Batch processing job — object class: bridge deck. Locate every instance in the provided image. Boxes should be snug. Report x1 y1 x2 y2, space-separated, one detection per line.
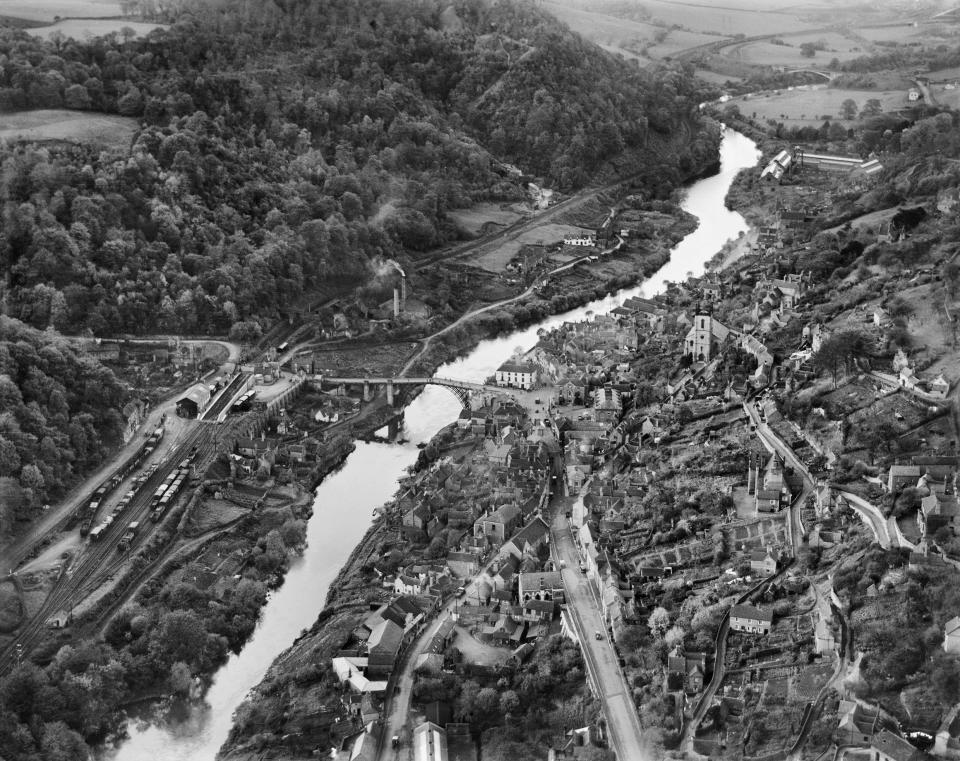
321 376 495 393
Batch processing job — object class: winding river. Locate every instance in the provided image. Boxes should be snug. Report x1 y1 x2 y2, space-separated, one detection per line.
108 127 760 761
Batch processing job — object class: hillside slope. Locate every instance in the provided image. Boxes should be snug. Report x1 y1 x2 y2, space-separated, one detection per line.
0 0 717 339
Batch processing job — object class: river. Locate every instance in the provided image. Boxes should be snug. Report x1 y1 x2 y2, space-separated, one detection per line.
108 126 759 761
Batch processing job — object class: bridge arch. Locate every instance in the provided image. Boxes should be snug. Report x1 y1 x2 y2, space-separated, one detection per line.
319 375 492 408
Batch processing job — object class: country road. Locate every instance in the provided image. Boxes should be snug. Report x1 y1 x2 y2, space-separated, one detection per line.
551 512 653 761
398 236 624 377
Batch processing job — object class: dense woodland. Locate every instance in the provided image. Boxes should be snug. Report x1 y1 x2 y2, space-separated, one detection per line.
0 317 127 530
0 0 717 341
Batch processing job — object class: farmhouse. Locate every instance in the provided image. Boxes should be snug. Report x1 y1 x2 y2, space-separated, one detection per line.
729 604 773 635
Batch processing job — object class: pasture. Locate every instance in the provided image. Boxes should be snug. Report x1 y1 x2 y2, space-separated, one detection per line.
857 24 929 43
0 0 122 22
543 1 720 60
728 87 913 128
0 110 138 151
26 18 166 40
447 203 526 237
633 0 818 37
730 32 866 67
470 222 584 272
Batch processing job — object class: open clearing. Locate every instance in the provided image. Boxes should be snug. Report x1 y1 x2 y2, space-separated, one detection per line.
0 110 138 151
728 87 912 127
26 18 166 40
0 0 122 22
447 203 526 237
471 222 584 272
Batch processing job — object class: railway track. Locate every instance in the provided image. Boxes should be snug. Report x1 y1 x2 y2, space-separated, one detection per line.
201 372 250 422
0 426 215 674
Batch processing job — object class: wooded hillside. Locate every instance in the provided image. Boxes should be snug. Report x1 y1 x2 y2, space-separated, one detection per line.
0 0 717 338
0 317 127 531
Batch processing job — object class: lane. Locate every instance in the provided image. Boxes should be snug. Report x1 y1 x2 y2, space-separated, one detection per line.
551 512 652 761
743 401 810 552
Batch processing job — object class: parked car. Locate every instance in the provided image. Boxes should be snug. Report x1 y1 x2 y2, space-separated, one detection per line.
455 586 466 597
595 630 602 640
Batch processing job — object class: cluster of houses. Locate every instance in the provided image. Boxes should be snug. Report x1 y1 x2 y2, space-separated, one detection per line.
886 460 960 542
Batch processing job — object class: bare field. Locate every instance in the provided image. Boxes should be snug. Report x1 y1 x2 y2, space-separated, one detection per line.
26 18 166 40
0 0 121 22
472 223 585 272
729 87 911 127
447 203 525 236
0 110 138 150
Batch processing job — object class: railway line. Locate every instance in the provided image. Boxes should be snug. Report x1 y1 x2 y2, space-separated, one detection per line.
0 425 216 674
201 371 250 422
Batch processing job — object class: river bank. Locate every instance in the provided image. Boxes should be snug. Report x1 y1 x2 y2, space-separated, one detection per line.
106 127 760 761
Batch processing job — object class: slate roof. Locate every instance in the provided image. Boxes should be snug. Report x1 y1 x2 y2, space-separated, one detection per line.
730 604 772 623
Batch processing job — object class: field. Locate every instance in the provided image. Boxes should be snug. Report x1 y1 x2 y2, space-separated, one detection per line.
857 24 929 43
0 109 138 150
632 0 819 37
471 222 586 272
728 87 912 127
730 32 866 66
26 18 166 40
447 203 526 237
0 0 122 22
542 1 719 60
931 84 960 110
696 68 743 85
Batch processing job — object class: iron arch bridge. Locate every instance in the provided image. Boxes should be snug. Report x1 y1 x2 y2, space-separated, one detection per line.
319 376 496 407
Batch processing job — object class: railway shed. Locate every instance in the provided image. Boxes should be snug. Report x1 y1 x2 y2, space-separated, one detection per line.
177 384 211 418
